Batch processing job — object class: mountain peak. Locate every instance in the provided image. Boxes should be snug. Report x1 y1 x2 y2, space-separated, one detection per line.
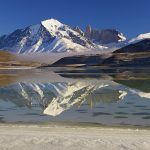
41 18 63 28
84 26 126 44
135 32 150 40
129 32 150 44
41 18 63 35
85 24 92 38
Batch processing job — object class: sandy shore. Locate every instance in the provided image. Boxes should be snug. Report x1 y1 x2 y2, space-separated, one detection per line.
0 124 150 150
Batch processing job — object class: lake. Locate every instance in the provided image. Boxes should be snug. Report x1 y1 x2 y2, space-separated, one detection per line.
0 68 150 127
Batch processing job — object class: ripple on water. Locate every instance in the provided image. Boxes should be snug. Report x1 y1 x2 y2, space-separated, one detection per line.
93 112 112 116
142 116 150 119
134 105 147 108
132 112 150 116
114 116 128 119
115 112 128 115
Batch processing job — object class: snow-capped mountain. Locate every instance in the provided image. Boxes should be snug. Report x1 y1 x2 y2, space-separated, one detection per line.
113 32 150 50
128 32 150 44
0 18 150 55
0 18 128 54
0 19 95 54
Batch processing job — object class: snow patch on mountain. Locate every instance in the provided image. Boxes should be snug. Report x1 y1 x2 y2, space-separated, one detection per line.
129 32 150 44
41 19 62 36
118 33 126 41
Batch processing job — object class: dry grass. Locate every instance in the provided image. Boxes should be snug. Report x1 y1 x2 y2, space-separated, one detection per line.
0 74 16 86
0 51 43 68
114 52 150 60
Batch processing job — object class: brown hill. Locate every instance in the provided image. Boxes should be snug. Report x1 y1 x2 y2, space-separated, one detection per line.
0 51 16 62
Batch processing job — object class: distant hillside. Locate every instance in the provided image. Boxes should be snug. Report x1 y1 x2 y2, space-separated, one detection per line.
114 39 150 53
0 51 42 68
0 51 15 62
48 55 105 67
102 52 150 67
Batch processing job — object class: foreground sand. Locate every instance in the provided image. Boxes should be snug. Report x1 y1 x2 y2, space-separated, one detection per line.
0 124 150 150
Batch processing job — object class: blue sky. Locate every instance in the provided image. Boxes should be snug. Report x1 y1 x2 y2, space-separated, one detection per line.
0 0 150 38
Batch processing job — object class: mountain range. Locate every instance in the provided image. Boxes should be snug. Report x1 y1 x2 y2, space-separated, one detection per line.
0 18 150 54
0 18 150 67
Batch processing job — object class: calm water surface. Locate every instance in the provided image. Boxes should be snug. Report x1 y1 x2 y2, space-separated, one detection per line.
0 68 150 127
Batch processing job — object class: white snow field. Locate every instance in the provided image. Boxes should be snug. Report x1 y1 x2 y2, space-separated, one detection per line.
0 124 149 150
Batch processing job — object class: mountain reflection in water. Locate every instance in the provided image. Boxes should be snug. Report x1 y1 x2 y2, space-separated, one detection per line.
0 69 149 127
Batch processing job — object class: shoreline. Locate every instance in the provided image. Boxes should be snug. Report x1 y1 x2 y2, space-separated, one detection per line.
0 123 150 150
0 121 150 130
